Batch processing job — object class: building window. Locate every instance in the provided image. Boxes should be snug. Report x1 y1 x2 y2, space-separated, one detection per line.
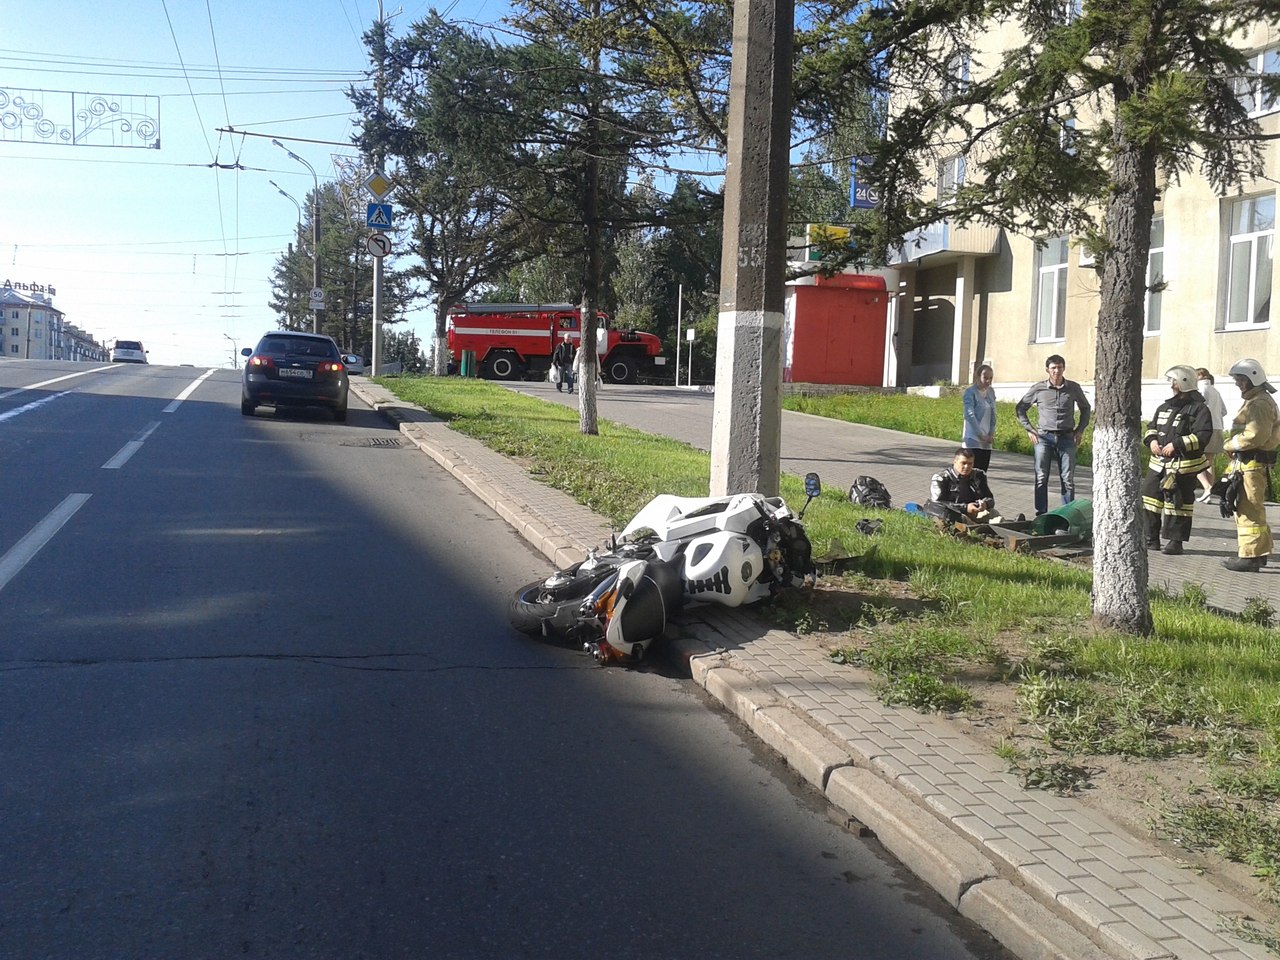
1034 235 1069 341
1235 47 1280 117
1226 194 1274 328
1060 117 1078 156
1145 218 1164 335
937 155 965 203
9 345 16 354
942 50 970 99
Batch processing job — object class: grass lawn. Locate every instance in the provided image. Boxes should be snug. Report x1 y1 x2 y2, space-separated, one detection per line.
380 374 1280 912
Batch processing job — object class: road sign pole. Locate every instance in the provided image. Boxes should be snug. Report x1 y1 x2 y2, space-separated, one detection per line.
372 255 384 376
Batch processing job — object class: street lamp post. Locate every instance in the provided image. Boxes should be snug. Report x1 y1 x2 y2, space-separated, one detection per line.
223 333 240 369
271 140 321 334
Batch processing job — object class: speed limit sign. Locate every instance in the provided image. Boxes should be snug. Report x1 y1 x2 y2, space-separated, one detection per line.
366 232 392 258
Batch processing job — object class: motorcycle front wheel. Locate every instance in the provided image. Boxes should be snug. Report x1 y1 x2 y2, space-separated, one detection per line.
507 571 608 636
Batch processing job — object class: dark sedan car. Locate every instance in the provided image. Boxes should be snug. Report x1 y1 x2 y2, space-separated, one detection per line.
241 331 349 421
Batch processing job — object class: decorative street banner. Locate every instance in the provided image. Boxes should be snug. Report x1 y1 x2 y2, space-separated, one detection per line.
0 87 160 148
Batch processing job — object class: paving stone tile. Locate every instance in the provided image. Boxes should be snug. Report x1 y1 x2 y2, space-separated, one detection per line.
1071 857 1141 892
1017 862 1082 902
1092 919 1178 960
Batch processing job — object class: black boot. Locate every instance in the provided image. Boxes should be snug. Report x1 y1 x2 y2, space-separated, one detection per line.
1161 540 1183 555
1223 556 1266 572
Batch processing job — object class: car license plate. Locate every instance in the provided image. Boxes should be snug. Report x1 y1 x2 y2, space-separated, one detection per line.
278 368 313 379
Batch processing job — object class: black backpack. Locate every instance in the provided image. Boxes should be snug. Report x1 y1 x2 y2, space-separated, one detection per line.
848 475 892 509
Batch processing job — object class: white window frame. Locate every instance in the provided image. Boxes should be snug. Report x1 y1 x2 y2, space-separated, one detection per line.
1225 194 1274 330
1060 117 1078 156
942 50 970 99
1144 217 1164 336
1235 46 1280 118
937 155 965 203
1033 235 1069 342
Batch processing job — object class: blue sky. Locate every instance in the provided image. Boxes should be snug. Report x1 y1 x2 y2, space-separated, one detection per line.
1 0 499 367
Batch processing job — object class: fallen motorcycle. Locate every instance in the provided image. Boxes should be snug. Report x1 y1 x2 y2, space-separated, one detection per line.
508 473 821 665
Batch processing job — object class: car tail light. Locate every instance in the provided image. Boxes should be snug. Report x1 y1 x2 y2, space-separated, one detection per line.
319 361 345 373
248 355 275 368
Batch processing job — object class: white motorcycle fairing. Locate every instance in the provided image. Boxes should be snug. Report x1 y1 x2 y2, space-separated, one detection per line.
680 531 769 606
621 492 792 545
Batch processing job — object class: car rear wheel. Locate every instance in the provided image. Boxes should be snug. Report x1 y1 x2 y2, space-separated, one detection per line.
241 399 256 416
332 401 348 422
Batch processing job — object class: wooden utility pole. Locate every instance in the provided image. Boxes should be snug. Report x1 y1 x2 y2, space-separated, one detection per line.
709 0 794 496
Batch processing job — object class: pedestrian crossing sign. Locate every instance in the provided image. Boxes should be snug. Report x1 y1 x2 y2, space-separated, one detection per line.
366 203 392 229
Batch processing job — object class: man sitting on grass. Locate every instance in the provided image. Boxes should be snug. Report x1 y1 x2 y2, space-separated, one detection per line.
929 447 997 521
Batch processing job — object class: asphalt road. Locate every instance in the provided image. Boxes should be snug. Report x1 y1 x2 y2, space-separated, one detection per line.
0 361 1010 959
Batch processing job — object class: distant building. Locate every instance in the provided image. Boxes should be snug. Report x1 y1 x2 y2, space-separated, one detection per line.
0 287 107 362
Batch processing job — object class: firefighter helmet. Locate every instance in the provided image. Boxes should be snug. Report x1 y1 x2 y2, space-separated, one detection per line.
1228 358 1276 393
1164 365 1197 393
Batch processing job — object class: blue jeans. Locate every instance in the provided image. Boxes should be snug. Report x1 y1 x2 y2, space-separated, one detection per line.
1033 431 1076 515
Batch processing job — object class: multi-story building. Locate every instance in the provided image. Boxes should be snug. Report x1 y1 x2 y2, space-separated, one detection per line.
879 19 1279 413
0 286 106 362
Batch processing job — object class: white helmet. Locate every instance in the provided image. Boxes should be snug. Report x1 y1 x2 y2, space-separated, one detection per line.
1229 357 1276 393
1164 364 1197 392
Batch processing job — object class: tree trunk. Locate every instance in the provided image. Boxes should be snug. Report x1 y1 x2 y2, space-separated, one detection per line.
1091 111 1156 634
433 302 450 376
577 0 602 437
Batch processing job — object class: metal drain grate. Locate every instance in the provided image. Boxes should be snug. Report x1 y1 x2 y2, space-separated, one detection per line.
340 437 403 448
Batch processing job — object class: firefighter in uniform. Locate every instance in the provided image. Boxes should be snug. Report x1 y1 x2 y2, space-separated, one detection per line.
1222 357 1280 572
1142 365 1212 555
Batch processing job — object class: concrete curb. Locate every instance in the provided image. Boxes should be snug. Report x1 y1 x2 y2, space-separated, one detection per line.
350 380 1277 960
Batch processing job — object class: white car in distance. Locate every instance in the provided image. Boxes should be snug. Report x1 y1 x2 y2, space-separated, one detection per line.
111 340 148 363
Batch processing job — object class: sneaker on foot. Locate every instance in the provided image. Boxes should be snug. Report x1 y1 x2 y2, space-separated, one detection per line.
1194 489 1213 503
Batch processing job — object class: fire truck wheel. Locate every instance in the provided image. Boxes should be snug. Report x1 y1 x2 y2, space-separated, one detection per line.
606 355 638 384
486 352 522 380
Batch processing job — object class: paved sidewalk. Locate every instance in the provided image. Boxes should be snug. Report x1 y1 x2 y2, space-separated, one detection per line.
351 379 1277 960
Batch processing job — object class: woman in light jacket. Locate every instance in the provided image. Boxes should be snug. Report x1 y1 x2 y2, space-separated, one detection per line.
961 364 997 472
1194 367 1228 502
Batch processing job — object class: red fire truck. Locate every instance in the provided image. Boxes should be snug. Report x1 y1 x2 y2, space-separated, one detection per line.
446 303 666 384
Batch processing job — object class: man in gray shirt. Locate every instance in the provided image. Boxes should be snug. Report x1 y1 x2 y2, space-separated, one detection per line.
1015 354 1092 516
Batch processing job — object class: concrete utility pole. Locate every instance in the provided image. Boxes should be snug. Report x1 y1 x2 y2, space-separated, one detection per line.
370 1 388 377
709 0 794 497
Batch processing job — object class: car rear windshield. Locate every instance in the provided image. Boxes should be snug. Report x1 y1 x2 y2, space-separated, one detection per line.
257 337 338 359
116 341 143 351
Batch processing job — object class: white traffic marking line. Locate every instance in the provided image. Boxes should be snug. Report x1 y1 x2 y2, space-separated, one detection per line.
0 389 75 423
163 368 217 413
0 364 120 400
0 494 92 594
102 421 162 470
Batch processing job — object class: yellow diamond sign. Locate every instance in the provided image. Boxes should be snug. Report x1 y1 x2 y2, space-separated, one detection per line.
364 170 395 201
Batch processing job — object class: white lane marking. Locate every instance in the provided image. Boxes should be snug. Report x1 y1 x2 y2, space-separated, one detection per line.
0 389 75 423
0 364 120 400
163 368 217 413
0 494 92 595
102 420 162 470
